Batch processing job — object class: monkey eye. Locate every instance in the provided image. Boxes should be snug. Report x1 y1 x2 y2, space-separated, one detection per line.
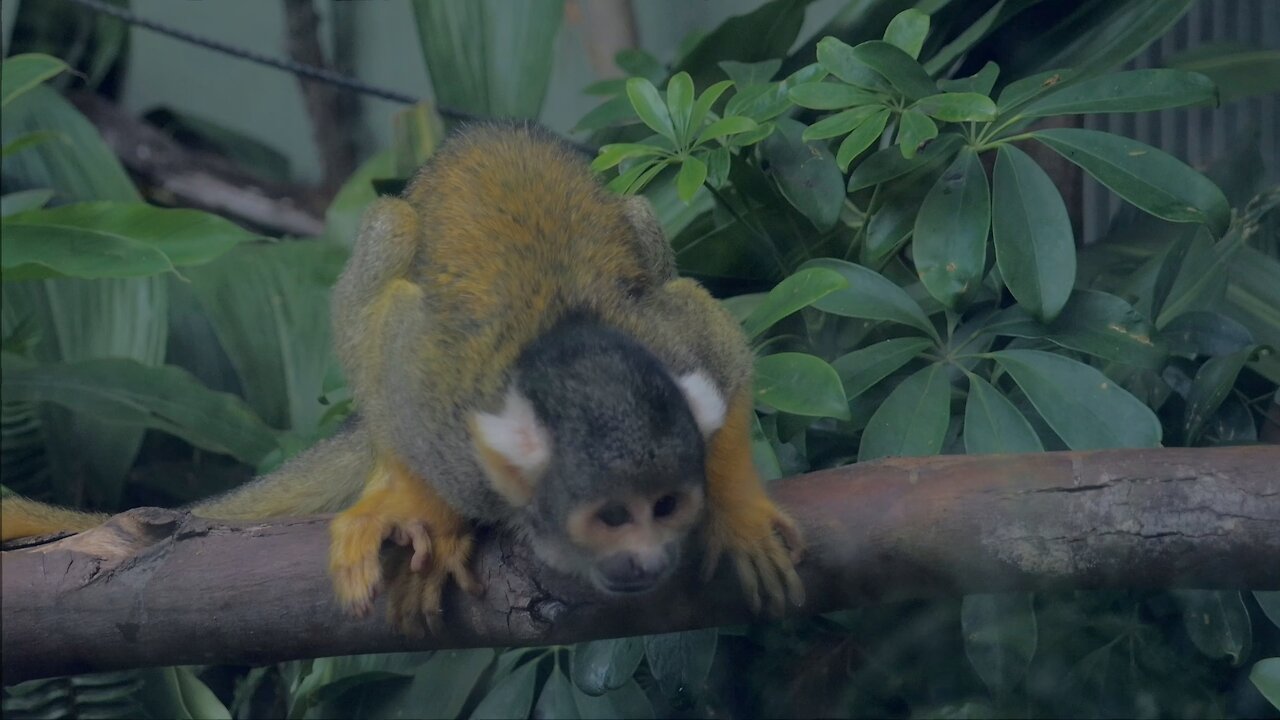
597 504 631 528
653 494 679 518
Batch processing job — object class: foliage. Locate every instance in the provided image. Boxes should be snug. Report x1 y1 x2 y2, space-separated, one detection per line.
3 1 1279 719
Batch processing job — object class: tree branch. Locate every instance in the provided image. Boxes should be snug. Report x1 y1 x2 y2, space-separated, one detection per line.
4 446 1277 684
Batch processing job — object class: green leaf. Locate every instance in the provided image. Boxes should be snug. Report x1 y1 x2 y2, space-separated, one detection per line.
0 188 53 217
858 362 951 461
964 374 1044 454
741 267 848 340
1 129 61 159
1045 290 1166 370
847 133 963 191
1 202 256 281
800 258 938 340
1027 0 1195 80
572 679 655 719
644 629 718 700
533 668 580 719
883 9 929 60
1256 592 1280 629
696 115 759 145
939 62 1000 96
1018 69 1217 117
1033 128 1230 237
996 69 1075 113
913 147 990 308
0 53 68 108
1173 590 1252 665
471 659 540 720
719 59 781 87
1161 311 1254 357
803 105 880 141
573 94 642 133
626 77 677 143
851 40 938 100
1252 659 1280 711
2 356 279 466
675 155 708 203
666 72 695 145
836 108 891 171
1169 43 1280 103
755 352 850 420
962 594 1038 698
571 638 645 697
897 108 937 159
1184 347 1254 444
759 118 844 232
411 0 562 118
688 79 734 137
788 81 883 110
992 145 1076 322
591 143 666 172
816 37 894 93
912 93 998 122
832 337 934 401
138 667 231 720
992 349 1162 449
671 0 809 89
1157 228 1241 329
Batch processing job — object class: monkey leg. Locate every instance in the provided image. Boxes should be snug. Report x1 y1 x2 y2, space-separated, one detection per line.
328 454 480 625
701 388 805 617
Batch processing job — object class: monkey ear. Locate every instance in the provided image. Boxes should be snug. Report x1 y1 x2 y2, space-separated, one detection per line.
470 388 551 506
677 371 727 438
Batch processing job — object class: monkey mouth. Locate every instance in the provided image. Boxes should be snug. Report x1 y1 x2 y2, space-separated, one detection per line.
598 578 661 594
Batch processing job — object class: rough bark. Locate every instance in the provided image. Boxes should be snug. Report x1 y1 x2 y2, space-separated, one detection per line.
3 446 1277 684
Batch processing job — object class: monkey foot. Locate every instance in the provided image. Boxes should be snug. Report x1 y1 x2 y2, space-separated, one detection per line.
387 529 483 636
701 497 805 617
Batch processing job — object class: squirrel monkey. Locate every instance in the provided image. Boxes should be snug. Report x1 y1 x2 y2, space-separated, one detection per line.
1 123 804 630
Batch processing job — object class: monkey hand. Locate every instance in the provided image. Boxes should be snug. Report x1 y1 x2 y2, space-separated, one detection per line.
701 494 805 617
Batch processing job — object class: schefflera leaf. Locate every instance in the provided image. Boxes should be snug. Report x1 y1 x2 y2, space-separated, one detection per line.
858 362 951 461
991 145 1076 322
913 147 990 308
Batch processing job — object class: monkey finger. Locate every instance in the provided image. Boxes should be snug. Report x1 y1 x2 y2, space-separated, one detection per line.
450 559 484 597
752 550 788 618
773 515 804 563
732 552 762 615
764 536 806 608
399 523 434 573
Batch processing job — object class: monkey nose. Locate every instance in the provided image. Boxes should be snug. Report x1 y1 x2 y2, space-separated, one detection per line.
597 552 669 593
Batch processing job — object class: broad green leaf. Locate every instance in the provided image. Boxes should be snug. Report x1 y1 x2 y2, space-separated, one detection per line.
2 202 256 281
759 118 844 232
0 53 67 108
1173 590 1252 665
1018 69 1216 117
719 59 781 87
671 0 809 89
666 72 695 145
591 143 666 172
755 353 850 420
1252 659 1280 711
858 362 951 461
1033 128 1230 237
1 129 61 158
323 149 395 247
626 77 677 143
644 629 718 700
138 667 231 720
286 653 424 717
1045 290 1166 369
897 108 937 158
471 659 540 720
727 63 827 123
676 155 708 203
992 349 1161 449
1026 0 1195 79
992 145 1076 322
572 679 655 719
356 649 495 720
962 594 1038 698
1256 591 1280 629
803 106 882 141
573 94 642 133
939 62 1000 96
1 356 279 466
847 133 963 191
913 148 990 308
696 115 758 144
816 37 894 93
912 93 997 122
832 336 934 400
883 9 929 60
751 412 783 482
800 258 939 340
851 40 938 100
1161 311 1254 358
571 638 645 696
741 267 848 340
1157 228 1240 328
688 79 734 136
788 81 883 110
390 102 446 178
836 108 891 171
1169 43 1280 102
964 374 1043 454
411 0 562 118
0 188 53 217
534 669 580 719
1184 347 1254 444
996 69 1075 112
863 166 944 262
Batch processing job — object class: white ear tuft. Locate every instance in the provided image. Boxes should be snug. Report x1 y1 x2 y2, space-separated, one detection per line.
472 389 551 478
677 371 727 438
